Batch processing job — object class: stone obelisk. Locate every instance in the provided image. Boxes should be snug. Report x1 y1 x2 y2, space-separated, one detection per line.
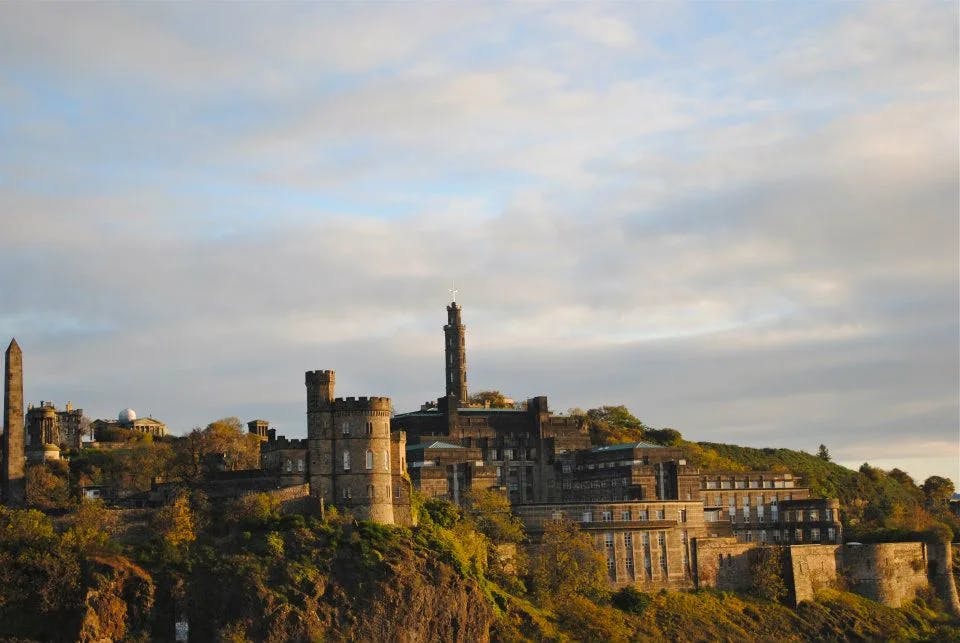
3 339 25 505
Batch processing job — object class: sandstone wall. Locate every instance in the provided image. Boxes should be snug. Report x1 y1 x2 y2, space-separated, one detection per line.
693 537 759 592
842 542 927 607
788 544 842 603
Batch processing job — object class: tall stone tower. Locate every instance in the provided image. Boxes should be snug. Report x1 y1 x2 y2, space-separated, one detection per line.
305 369 395 524
306 370 336 505
3 339 25 505
444 301 467 405
332 396 394 524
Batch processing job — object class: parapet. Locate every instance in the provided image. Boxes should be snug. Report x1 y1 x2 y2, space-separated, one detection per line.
305 369 336 384
333 396 392 412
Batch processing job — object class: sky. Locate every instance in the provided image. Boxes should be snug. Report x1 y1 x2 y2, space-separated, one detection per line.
1 2 957 484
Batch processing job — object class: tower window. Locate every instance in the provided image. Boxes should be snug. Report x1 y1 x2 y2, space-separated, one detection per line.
365 450 373 470
383 451 390 470
343 451 351 471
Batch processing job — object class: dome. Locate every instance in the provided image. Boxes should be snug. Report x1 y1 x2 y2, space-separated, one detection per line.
118 408 137 424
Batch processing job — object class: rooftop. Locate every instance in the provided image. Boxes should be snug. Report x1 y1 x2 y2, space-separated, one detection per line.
590 441 668 453
406 440 466 451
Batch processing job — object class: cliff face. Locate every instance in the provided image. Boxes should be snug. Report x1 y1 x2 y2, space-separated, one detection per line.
77 555 155 643
183 521 493 642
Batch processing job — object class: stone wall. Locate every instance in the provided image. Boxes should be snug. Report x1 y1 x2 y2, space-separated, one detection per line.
787 544 842 603
697 537 932 608
693 537 759 592
842 542 928 607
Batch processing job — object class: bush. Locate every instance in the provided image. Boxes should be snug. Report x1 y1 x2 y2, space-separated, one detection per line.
611 586 651 614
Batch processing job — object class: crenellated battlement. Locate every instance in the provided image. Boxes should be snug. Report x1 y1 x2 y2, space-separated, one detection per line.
333 396 392 412
305 369 335 383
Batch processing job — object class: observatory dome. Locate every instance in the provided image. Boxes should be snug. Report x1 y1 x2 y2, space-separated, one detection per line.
118 408 137 424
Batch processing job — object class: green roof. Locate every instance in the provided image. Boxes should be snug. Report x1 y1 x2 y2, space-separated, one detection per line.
590 441 666 452
406 440 465 451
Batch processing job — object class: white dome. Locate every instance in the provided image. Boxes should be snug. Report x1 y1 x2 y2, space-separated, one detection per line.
119 408 137 423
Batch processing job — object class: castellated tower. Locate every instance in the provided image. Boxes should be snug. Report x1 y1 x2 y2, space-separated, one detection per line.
3 339 25 505
444 302 467 405
306 370 395 524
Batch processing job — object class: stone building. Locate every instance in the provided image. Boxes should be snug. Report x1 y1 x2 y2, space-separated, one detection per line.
25 400 86 457
390 301 846 591
91 408 167 441
305 370 413 526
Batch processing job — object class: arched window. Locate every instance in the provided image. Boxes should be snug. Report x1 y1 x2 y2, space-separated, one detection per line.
297 459 304 472
365 450 373 470
343 451 351 471
367 484 374 499
383 451 389 471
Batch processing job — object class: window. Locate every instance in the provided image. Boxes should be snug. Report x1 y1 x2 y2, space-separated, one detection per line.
581 511 592 523
655 509 664 520
811 528 820 542
607 557 615 578
680 509 687 523
604 533 614 549
367 484 375 498
395 487 401 499
342 451 351 471
365 450 373 470
297 459 304 472
365 421 373 436
503 449 513 460
602 511 612 522
342 487 352 500
624 532 633 548
808 509 819 521
551 510 564 521
705 481 717 489
621 510 631 521
795 528 803 542
341 423 350 437
383 451 390 470
285 459 292 472
827 527 836 542
637 510 648 521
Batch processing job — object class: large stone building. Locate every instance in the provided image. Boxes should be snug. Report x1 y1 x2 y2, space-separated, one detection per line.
391 301 844 591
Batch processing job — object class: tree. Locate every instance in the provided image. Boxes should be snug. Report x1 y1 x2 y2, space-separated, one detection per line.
570 405 649 446
62 499 116 555
154 492 196 552
467 390 513 409
464 489 524 544
922 476 955 513
750 546 787 602
817 444 830 461
528 519 606 603
26 462 73 510
172 417 261 481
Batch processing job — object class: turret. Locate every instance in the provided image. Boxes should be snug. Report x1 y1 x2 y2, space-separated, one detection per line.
444 302 468 405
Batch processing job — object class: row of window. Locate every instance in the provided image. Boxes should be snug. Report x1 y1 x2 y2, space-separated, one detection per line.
736 527 837 543
340 483 394 500
340 421 379 437
601 530 689 581
704 479 795 490
553 507 689 523
342 450 390 471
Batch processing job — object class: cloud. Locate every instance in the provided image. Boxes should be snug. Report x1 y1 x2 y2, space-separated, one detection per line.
0 2 956 484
